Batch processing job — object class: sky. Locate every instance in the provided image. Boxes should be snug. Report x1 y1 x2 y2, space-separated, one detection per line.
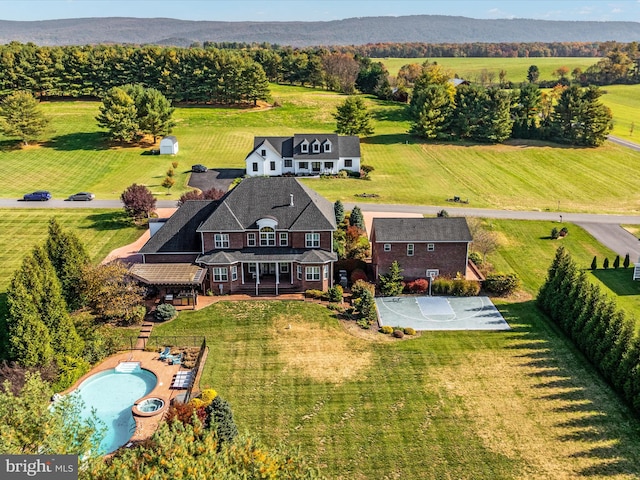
1 0 639 23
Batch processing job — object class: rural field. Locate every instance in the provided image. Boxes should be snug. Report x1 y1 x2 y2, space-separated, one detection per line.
379 56 601 84
2 81 640 213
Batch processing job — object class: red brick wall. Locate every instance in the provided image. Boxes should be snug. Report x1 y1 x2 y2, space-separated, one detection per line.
289 231 332 250
372 242 469 281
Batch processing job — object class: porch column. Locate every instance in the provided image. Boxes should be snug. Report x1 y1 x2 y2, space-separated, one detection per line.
291 262 294 284
241 263 245 285
275 262 280 296
255 262 260 296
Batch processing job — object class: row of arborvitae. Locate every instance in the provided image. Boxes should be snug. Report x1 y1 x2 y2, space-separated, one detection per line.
590 254 631 270
537 246 640 414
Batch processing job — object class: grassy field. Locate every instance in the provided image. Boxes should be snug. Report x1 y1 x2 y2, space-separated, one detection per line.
0 209 143 291
600 85 640 138
146 216 640 479
153 299 640 479
379 57 600 84
3 85 640 213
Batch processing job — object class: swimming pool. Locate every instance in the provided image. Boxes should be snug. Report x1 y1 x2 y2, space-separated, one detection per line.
74 366 157 454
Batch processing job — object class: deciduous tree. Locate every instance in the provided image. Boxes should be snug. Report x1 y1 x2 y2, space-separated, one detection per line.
121 183 156 221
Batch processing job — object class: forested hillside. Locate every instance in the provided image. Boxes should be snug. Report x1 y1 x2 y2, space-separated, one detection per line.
1 15 640 47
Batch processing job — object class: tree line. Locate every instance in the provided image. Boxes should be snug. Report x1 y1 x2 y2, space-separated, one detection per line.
408 62 613 146
0 42 270 105
537 247 640 415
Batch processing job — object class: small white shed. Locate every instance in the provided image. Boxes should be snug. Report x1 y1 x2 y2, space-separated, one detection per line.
160 136 179 155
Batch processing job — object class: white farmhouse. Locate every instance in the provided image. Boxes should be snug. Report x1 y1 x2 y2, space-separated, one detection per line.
245 134 361 177
160 135 179 155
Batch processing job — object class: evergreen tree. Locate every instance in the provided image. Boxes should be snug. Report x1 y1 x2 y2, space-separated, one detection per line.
0 90 50 146
379 261 404 296
591 256 597 270
613 255 621 269
137 87 175 143
603 257 610 269
527 65 540 83
45 218 90 311
206 396 239 446
409 83 453 140
96 86 139 142
349 206 365 230
334 199 345 224
512 83 541 139
483 87 513 143
624 253 631 269
333 96 374 136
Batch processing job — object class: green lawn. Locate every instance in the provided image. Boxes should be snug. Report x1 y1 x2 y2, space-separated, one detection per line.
3 86 640 213
600 84 640 138
153 299 640 479
0 209 142 291
379 57 600 84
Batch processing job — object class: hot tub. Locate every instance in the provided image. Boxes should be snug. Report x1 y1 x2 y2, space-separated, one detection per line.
133 397 166 417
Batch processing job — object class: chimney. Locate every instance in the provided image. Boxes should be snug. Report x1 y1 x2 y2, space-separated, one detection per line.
290 194 294 207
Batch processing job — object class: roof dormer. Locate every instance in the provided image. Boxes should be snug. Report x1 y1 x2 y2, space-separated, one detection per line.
312 139 321 153
300 139 309 153
323 139 332 153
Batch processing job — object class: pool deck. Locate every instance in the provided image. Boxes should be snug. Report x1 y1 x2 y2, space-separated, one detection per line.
65 348 204 446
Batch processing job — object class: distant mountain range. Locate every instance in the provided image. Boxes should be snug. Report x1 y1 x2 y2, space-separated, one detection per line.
1 15 639 47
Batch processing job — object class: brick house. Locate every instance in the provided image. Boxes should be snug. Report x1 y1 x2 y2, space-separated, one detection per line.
245 133 361 177
370 217 473 282
137 177 337 296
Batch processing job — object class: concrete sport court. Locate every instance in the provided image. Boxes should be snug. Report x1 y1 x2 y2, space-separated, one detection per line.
375 295 510 331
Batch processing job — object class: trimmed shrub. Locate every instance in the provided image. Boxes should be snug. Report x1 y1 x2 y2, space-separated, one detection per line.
591 256 598 270
351 279 375 300
559 227 568 237
437 209 449 217
199 388 218 406
613 255 620 269
432 277 453 295
205 396 239 446
356 318 371 329
379 325 394 334
403 327 416 336
483 273 521 296
155 303 177 322
624 253 631 269
327 285 343 302
551 227 559 239
304 289 325 300
463 280 481 296
468 251 483 266
392 329 404 338
406 278 429 294
603 258 610 269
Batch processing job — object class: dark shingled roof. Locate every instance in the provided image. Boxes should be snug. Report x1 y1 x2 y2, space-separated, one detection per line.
197 177 336 232
249 133 360 160
129 263 206 285
372 217 472 243
139 200 218 254
197 248 336 265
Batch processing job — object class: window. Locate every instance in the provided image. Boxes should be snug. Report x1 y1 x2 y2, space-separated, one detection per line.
301 141 309 153
323 142 331 152
407 244 414 256
252 162 258 172
324 162 334 171
306 232 320 248
213 267 228 282
383 243 391 252
279 232 288 246
427 243 435 252
306 266 320 281
312 142 320 153
297 265 302 280
280 263 289 273
345 159 352 167
260 226 276 246
247 233 256 246
299 161 308 169
323 265 329 279
248 263 256 273
284 159 292 168
261 149 266 156
312 162 321 172
214 234 229 249
270 161 276 171
231 265 238 281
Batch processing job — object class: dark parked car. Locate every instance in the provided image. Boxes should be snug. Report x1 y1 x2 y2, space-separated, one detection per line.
23 190 51 201
192 164 208 173
67 192 95 201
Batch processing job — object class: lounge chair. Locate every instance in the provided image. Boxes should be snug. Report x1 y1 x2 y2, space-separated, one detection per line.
171 371 193 389
166 353 182 365
158 347 171 360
